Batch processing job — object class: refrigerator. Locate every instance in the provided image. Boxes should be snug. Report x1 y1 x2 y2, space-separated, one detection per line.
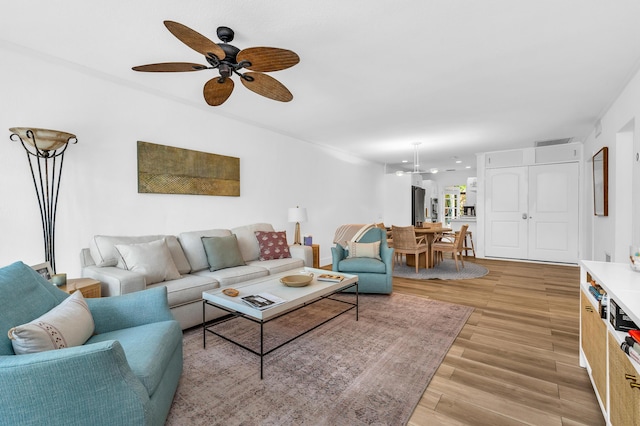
411 185 426 226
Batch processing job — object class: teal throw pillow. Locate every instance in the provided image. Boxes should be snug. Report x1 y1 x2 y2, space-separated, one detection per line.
202 235 246 271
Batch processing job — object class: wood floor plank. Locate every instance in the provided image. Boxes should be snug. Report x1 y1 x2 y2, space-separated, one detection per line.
393 258 603 426
467 333 576 365
442 353 560 398
429 376 563 425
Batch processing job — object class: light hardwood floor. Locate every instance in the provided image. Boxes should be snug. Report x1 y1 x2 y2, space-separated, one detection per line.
392 257 605 426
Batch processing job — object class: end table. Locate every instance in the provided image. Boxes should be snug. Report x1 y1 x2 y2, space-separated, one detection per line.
59 278 102 298
312 244 320 268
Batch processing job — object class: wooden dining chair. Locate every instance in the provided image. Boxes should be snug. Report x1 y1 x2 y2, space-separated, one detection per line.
432 224 468 272
391 225 429 273
376 222 394 250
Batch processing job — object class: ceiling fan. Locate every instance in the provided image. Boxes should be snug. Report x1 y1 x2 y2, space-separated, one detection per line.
132 21 300 106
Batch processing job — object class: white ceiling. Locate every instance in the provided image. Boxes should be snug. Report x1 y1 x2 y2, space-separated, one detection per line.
3 1 640 174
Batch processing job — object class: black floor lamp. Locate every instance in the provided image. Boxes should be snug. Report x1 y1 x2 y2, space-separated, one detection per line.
9 127 77 273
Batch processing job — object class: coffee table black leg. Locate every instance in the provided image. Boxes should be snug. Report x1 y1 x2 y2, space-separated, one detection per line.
202 301 206 348
356 281 359 321
260 321 264 379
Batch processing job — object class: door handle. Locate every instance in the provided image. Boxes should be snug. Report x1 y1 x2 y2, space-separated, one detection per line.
522 213 528 220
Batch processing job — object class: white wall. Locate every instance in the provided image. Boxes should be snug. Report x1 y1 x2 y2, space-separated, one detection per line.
582 65 640 262
0 43 384 274
382 174 412 226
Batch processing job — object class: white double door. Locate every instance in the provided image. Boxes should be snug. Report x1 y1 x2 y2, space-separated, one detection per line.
484 162 579 263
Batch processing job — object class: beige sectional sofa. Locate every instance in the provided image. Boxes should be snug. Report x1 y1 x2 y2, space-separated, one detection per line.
80 223 312 329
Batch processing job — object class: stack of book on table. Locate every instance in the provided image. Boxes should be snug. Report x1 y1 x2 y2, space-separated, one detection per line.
317 274 344 283
241 293 286 310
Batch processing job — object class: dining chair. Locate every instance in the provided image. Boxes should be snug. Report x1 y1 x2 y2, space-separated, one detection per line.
376 222 394 249
432 224 468 272
391 225 429 273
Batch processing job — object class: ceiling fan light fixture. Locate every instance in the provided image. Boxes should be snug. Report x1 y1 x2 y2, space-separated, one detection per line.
218 63 232 78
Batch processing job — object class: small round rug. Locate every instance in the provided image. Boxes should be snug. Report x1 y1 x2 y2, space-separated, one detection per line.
392 259 489 280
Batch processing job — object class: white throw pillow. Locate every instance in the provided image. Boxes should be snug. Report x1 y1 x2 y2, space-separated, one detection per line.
8 291 95 355
115 238 181 285
346 241 381 260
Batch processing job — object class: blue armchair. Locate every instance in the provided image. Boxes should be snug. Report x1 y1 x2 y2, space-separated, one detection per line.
0 261 182 426
331 227 394 294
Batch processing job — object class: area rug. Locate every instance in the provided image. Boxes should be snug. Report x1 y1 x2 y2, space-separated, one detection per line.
166 293 473 426
393 259 489 280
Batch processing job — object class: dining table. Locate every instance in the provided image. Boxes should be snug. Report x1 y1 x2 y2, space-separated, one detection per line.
405 226 452 269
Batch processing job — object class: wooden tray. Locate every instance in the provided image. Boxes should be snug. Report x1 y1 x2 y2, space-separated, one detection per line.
280 274 313 287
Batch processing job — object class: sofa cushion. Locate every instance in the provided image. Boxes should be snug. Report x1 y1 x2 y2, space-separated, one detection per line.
338 257 387 274
90 235 191 274
347 241 381 260
179 229 232 272
194 265 269 287
231 223 275 262
246 258 305 274
255 231 291 261
115 239 181 285
8 290 94 354
164 236 192 275
0 262 68 355
148 274 220 308
202 235 246 271
86 320 182 396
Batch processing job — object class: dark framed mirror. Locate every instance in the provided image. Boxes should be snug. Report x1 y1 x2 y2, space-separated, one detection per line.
592 147 608 216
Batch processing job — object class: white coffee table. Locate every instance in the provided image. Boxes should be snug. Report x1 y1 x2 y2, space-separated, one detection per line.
202 267 358 378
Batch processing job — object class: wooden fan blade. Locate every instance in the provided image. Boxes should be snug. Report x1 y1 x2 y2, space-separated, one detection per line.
237 47 300 72
240 72 293 102
164 20 227 60
203 77 234 106
132 62 208 72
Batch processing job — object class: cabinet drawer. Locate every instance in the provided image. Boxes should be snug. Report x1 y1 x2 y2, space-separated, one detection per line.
608 332 640 425
485 150 524 168
581 290 607 404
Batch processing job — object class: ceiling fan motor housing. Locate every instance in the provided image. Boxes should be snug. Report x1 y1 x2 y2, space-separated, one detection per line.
217 43 240 63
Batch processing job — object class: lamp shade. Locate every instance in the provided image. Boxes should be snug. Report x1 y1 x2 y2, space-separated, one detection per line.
9 127 76 151
288 207 307 223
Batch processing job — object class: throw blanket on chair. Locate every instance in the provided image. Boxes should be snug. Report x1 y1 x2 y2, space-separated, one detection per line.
333 224 376 249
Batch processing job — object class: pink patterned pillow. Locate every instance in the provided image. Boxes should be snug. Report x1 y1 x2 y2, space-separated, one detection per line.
255 231 291 260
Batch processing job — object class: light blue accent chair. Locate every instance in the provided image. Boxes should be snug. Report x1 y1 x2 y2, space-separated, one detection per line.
0 261 183 426
331 227 394 294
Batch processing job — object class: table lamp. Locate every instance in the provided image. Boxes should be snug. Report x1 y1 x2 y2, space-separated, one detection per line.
288 206 307 245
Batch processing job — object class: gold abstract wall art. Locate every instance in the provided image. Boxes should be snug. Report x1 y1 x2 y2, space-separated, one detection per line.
137 141 240 196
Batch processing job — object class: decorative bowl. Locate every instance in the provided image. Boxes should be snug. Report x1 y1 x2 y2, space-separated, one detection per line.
280 274 314 287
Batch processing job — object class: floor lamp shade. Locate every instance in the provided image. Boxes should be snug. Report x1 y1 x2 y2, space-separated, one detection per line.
288 206 307 245
9 127 77 273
